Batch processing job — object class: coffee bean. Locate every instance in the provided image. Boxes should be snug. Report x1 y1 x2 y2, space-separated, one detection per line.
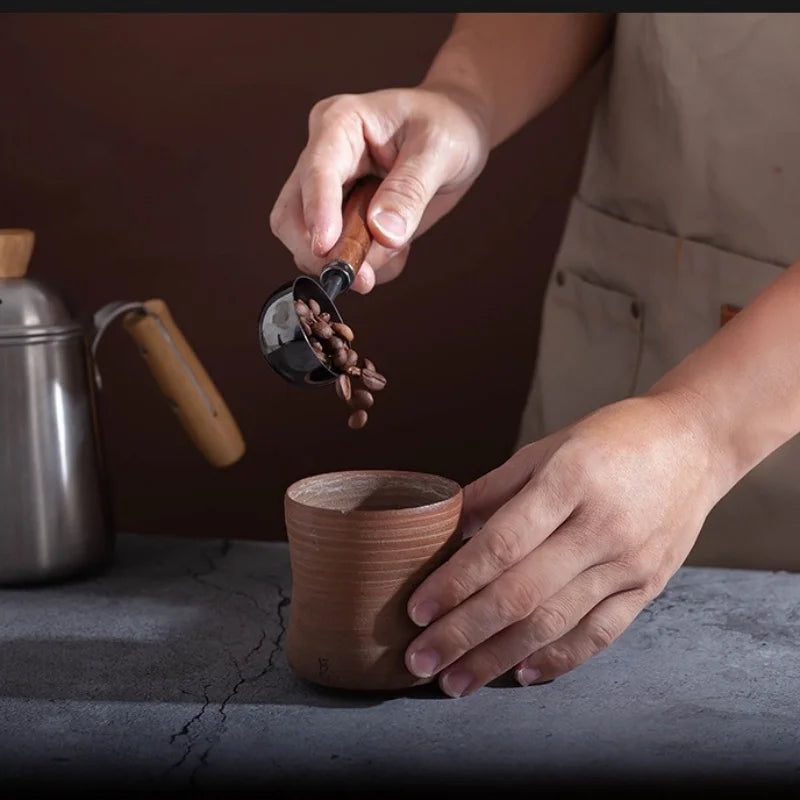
360 367 387 392
296 307 385 429
349 389 374 411
347 409 368 430
332 348 350 369
335 373 352 403
331 322 354 343
312 321 333 339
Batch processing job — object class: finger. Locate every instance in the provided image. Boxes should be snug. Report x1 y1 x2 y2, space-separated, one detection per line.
373 246 411 285
300 166 345 258
435 562 634 697
300 111 373 255
460 442 546 538
348 169 469 293
350 261 376 294
270 170 326 275
350 248 410 294
412 184 476 240
407 468 574 627
367 137 453 250
364 189 471 291
405 522 604 682
515 587 651 685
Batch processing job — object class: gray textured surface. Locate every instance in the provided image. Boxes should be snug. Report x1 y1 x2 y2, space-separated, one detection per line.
1 533 799 794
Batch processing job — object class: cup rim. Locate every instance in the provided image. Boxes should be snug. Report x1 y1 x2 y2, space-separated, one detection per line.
285 469 462 515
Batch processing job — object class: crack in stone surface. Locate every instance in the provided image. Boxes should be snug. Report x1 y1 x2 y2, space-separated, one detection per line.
185 654 247 787
267 580 290 670
190 580 291 783
173 550 292 786
244 628 268 664
163 683 212 775
163 542 233 777
187 553 275 619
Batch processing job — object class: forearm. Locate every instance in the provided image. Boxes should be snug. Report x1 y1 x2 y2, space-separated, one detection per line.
650 260 800 497
420 12 614 148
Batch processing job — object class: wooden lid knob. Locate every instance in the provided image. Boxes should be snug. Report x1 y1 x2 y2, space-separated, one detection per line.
0 229 35 278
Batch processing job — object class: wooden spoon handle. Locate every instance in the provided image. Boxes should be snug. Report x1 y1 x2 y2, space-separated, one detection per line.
328 176 381 276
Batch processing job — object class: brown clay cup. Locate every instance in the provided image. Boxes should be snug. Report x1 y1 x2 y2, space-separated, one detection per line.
284 470 463 692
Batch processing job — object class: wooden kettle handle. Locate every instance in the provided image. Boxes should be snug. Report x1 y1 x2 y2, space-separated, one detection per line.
122 299 246 468
0 229 35 278
328 176 381 277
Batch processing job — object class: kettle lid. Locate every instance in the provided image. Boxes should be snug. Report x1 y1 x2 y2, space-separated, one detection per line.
0 229 80 338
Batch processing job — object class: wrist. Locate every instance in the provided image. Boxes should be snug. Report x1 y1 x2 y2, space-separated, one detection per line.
644 382 740 506
419 29 496 147
417 79 493 150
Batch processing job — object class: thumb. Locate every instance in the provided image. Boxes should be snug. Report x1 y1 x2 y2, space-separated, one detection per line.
367 141 449 249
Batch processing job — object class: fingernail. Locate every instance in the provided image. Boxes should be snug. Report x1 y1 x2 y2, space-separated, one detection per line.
373 210 406 240
409 600 439 627
408 648 440 678
515 666 541 687
441 669 474 699
310 227 326 255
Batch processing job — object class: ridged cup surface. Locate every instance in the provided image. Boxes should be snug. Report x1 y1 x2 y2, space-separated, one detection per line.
284 470 463 691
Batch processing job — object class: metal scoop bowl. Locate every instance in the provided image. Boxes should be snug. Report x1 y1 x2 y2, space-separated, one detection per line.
258 176 379 387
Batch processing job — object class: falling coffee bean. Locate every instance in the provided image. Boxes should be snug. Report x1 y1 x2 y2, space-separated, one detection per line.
293 296 387 430
335 373 352 403
331 322 354 343
347 409 368 430
349 389 374 411
360 368 387 392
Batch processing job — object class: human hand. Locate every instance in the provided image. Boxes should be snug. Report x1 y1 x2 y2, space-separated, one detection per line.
269 86 490 293
403 391 730 697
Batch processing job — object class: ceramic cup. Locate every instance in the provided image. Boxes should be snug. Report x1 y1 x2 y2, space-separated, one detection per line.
284 469 463 691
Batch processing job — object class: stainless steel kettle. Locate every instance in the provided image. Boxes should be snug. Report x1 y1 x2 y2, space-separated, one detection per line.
0 229 246 585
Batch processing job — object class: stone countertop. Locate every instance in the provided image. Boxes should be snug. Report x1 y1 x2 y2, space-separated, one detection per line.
1 533 799 795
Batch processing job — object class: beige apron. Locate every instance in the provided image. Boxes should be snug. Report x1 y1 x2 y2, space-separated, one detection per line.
517 13 800 571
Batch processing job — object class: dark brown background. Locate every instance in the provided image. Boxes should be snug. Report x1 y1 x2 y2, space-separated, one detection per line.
0 13 603 540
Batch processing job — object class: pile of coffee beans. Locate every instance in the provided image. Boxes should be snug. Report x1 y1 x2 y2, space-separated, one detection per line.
295 297 387 429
